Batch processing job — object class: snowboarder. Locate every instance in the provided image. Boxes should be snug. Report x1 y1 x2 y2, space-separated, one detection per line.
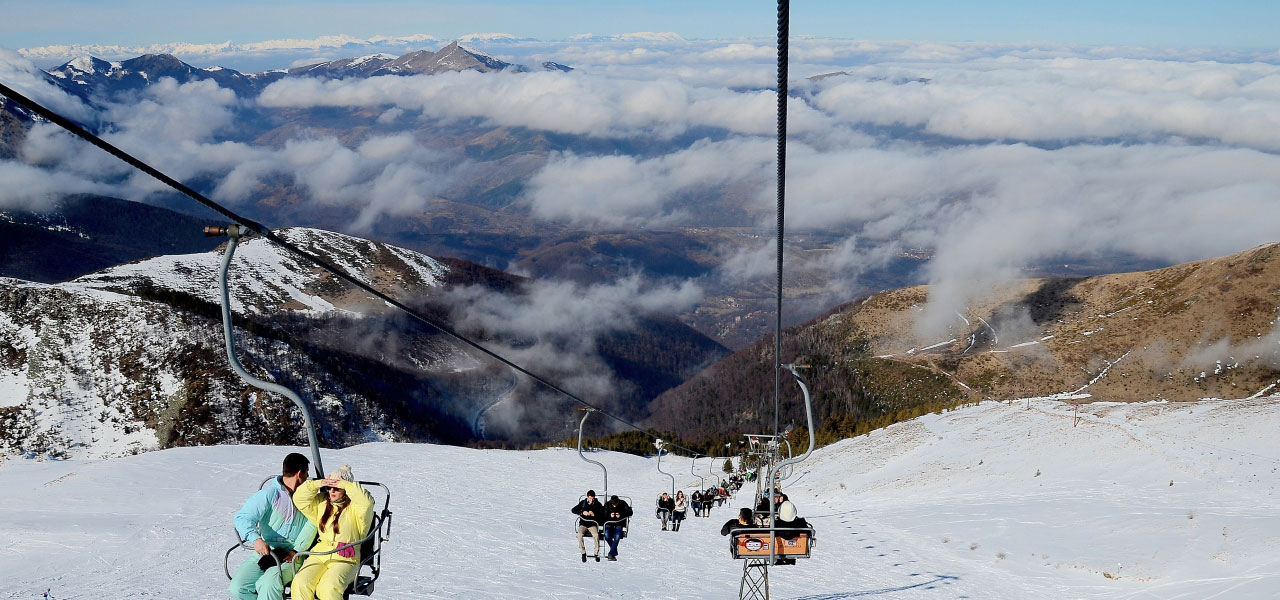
571 490 605 562
229 452 318 600
291 464 375 600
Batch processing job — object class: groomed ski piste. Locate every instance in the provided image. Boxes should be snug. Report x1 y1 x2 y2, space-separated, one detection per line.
3 396 1278 599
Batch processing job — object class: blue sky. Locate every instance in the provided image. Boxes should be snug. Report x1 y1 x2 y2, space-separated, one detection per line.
6 0 1279 50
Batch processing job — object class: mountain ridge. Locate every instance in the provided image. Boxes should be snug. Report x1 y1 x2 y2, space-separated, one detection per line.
0 218 728 459
37 41 548 103
645 241 1280 443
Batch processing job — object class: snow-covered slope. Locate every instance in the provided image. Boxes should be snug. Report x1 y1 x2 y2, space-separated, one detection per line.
2 396 1276 599
0 227 464 460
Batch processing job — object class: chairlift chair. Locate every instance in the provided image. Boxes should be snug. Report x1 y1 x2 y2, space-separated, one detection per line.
224 477 394 598
212 225 393 596
727 365 818 567
573 409 632 539
575 493 633 540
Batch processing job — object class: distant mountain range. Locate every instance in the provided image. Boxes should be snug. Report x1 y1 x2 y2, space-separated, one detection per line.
39 41 570 103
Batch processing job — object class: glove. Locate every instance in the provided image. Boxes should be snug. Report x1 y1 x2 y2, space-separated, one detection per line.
257 548 291 571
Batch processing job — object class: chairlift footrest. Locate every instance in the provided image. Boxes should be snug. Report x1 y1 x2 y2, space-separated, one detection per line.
352 575 375 596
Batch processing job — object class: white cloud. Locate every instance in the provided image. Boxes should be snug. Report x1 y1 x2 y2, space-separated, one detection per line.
105 78 237 143
0 49 95 122
0 161 104 211
450 275 702 347
716 240 776 286
441 275 704 404
808 56 1280 150
522 138 773 228
10 38 1280 342
697 43 774 62
376 106 404 124
458 33 518 42
14 78 455 233
257 69 837 141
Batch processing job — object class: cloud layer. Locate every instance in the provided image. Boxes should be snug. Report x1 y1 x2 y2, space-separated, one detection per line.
4 39 1280 339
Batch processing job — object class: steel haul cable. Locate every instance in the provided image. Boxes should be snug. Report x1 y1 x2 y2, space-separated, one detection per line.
0 80 702 457
774 0 790 439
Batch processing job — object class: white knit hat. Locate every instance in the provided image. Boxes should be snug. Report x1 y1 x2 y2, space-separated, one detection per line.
779 500 797 522
327 464 354 483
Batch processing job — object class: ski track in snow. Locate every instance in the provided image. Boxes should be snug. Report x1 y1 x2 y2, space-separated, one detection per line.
2 398 1278 599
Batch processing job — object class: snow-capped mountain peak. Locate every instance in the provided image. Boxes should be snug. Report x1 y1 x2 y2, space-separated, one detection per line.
67 55 100 74
74 227 447 315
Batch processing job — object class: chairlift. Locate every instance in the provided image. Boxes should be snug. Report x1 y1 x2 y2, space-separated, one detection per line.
708 457 728 506
653 439 676 524
728 365 817 566
691 455 709 516
574 409 631 539
691 455 707 491
210 224 394 597
224 477 394 598
778 438 795 480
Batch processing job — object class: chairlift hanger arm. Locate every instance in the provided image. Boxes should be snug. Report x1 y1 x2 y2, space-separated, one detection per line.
212 226 324 478
770 365 815 482
576 409 608 500
655 442 676 497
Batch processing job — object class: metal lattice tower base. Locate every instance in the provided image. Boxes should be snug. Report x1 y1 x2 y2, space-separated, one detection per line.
739 559 770 600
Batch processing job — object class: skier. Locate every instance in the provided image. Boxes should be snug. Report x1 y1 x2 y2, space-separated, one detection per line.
602 495 633 561
571 490 606 562
229 453 317 600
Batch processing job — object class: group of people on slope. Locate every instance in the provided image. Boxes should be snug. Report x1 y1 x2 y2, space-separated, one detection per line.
229 453 376 600
571 490 634 562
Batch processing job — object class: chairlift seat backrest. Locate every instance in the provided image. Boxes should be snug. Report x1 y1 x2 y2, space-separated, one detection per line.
730 529 814 560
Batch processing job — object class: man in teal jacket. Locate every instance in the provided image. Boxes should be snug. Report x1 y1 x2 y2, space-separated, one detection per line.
229 453 318 600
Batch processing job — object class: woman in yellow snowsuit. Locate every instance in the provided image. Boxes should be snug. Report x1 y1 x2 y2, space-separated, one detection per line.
291 465 375 600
